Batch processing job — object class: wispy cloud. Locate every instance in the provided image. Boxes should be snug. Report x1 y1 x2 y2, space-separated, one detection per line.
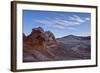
69 15 90 23
67 27 78 31
85 18 90 21
35 14 90 30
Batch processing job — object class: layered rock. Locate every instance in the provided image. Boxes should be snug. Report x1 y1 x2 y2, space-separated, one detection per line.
23 27 91 62
45 31 58 48
24 27 46 52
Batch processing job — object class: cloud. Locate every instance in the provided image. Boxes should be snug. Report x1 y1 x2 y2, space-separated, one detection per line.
69 15 90 23
69 15 85 23
67 27 78 31
85 18 90 21
54 19 80 26
35 14 90 30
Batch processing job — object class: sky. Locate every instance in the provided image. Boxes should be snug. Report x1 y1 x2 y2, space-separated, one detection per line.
23 10 91 38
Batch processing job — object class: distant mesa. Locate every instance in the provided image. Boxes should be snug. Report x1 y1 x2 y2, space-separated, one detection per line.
63 35 76 38
62 35 90 40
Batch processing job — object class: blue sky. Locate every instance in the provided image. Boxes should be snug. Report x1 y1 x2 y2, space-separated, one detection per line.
23 10 91 38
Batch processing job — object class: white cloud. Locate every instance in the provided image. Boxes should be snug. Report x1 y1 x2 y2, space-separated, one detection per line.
54 19 80 26
52 25 65 29
35 14 90 30
35 20 52 25
67 27 78 31
69 15 85 23
85 18 90 21
35 19 65 29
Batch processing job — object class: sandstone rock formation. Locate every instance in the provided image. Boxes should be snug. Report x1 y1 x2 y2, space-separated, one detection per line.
45 31 57 48
23 27 91 62
23 27 46 52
